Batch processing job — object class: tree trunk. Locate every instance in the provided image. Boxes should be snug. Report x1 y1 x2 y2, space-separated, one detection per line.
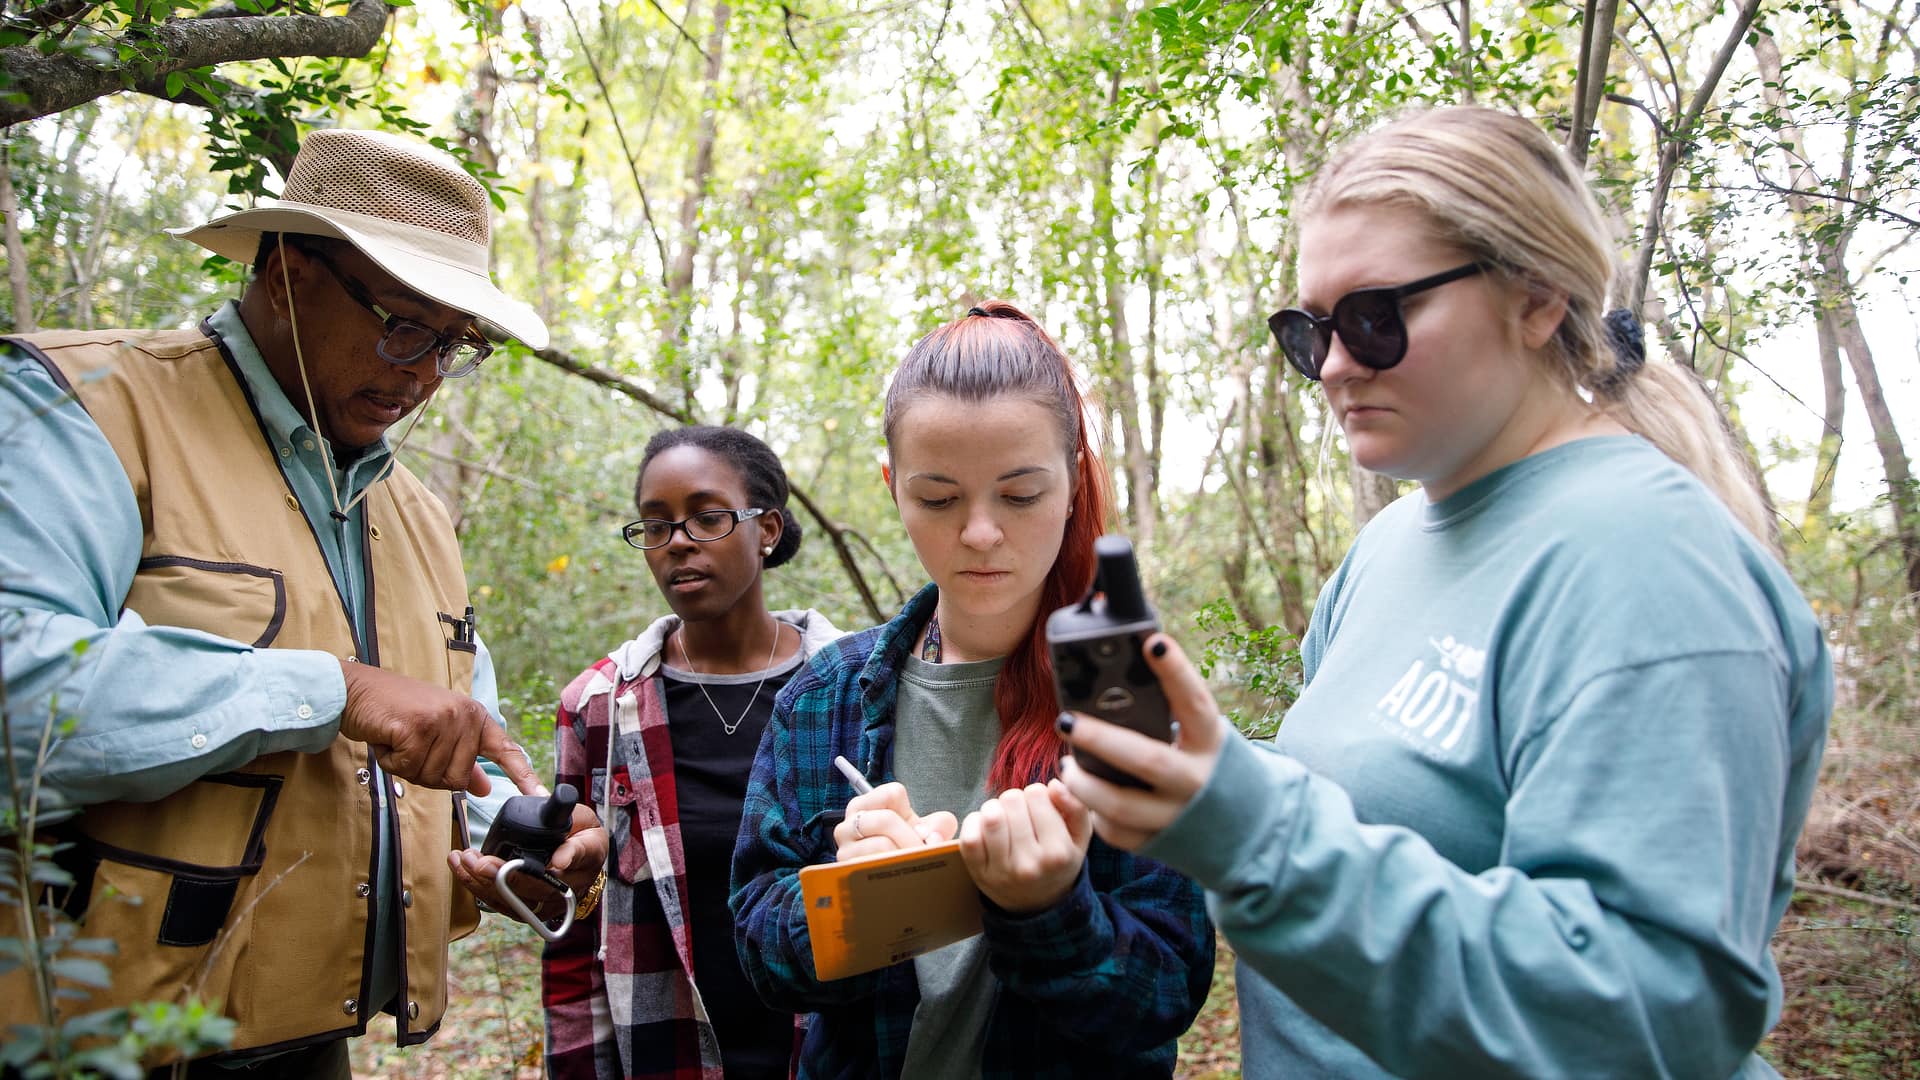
1350 464 1400 528
1565 0 1621 166
1753 32 1848 530
522 11 557 327
1824 246 1920 596
1806 312 1846 527
1 143 34 332
661 0 732 416
1094 58 1154 546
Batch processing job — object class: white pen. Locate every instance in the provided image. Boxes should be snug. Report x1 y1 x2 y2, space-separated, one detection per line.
832 754 874 795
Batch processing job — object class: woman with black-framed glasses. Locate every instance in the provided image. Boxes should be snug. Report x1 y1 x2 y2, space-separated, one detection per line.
1054 106 1831 1079
458 425 841 1079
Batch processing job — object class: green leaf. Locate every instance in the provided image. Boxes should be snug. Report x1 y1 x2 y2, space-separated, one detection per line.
57 1006 129 1039
1 1025 46 1066
47 957 112 988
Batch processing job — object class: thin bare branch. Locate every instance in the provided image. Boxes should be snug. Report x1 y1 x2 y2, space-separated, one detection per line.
555 0 672 284
644 0 712 61
533 346 694 424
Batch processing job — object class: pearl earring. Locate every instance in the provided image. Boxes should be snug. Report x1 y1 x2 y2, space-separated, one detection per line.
762 546 774 556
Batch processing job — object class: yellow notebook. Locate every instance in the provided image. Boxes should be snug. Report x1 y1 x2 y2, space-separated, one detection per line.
799 840 983 980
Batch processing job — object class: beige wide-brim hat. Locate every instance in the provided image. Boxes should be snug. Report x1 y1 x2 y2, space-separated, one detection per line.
170 129 548 350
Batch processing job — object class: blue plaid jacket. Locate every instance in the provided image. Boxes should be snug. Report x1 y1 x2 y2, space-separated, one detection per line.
730 585 1215 1079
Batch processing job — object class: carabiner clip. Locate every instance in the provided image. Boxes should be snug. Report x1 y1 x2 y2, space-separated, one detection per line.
492 857 576 942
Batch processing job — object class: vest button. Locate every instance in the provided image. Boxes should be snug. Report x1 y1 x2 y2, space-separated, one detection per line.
406 1000 419 1020
342 998 358 1015
401 888 413 909
355 768 371 785
370 524 384 541
392 781 405 799
284 493 299 511
356 882 371 898
346 656 359 663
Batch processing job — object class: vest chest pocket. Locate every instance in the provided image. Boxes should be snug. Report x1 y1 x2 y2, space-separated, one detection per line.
127 557 286 647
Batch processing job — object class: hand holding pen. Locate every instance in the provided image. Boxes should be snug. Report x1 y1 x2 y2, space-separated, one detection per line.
830 755 958 859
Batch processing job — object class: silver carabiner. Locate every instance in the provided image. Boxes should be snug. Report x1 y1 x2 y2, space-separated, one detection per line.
492 857 576 942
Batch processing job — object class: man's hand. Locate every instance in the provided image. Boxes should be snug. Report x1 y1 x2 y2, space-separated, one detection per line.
336 660 545 796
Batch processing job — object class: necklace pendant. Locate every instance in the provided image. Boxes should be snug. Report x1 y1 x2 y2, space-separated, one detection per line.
922 612 942 664
678 622 785 736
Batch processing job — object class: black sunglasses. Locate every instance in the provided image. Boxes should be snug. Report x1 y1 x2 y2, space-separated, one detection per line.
1268 262 1491 382
299 245 494 378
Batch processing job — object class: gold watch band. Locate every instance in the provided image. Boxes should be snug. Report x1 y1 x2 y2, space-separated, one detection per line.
573 870 609 920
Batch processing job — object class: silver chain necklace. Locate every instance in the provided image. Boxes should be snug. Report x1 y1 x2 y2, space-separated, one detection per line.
676 621 784 736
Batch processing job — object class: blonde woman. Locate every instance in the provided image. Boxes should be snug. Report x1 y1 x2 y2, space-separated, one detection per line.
1057 107 1832 1079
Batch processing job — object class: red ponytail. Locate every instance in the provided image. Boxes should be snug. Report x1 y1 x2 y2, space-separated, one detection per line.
989 406 1108 791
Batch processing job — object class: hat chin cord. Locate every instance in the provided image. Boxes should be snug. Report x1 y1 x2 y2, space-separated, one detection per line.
277 235 432 523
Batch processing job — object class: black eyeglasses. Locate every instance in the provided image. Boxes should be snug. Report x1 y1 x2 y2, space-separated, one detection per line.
1268 262 1490 382
622 508 770 551
300 246 493 379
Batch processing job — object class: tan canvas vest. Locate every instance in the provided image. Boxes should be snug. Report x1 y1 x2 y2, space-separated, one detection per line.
1 324 482 1057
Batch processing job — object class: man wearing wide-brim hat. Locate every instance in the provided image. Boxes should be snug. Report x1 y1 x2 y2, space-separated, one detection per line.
0 129 606 1076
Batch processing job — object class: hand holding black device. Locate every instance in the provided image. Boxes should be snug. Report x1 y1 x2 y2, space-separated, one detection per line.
479 783 580 941
1046 536 1172 788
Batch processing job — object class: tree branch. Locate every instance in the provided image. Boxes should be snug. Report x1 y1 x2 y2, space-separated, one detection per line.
787 485 885 625
1604 91 1668 140
532 345 695 424
644 0 712 62
1623 0 1762 310
1 0 389 127
20 0 97 29
1726 174 1920 230
843 526 908 607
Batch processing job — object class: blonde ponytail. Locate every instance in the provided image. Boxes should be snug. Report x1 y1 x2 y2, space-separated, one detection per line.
1600 361 1778 549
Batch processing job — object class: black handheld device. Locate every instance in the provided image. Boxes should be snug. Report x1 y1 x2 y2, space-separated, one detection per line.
1046 535 1172 788
479 783 580 941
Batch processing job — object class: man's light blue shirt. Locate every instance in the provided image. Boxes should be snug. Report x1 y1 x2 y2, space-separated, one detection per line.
1 301 510 1016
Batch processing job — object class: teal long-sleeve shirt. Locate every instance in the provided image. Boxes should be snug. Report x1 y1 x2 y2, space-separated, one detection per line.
1141 437 1832 1079
1 301 512 1017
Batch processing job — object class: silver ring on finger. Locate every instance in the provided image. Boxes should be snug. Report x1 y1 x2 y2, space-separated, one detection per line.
852 810 865 841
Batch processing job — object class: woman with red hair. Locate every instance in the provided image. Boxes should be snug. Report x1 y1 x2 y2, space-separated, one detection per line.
730 301 1213 1078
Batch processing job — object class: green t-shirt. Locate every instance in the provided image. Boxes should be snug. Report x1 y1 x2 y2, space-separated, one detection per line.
893 654 1004 1080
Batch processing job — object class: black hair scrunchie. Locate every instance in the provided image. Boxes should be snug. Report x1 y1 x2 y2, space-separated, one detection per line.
1599 308 1646 394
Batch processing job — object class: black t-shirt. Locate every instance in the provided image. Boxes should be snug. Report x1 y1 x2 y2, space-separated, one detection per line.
659 651 801 1079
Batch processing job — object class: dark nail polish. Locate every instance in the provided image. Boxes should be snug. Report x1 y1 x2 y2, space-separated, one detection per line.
1055 711 1075 735
1150 639 1169 658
